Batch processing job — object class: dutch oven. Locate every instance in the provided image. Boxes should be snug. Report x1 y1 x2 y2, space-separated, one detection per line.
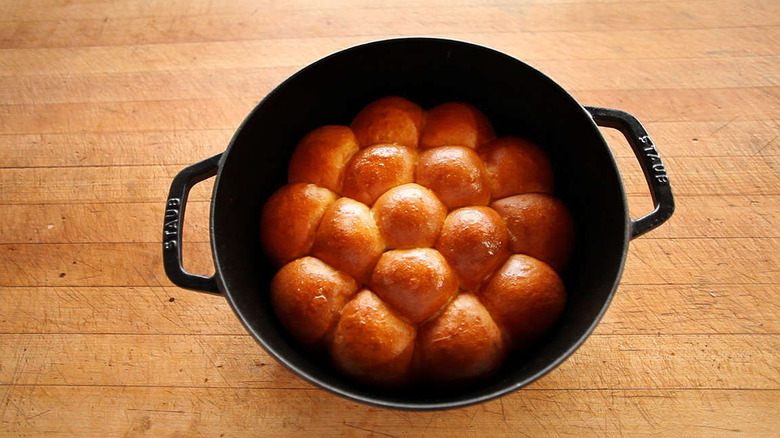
162 38 674 410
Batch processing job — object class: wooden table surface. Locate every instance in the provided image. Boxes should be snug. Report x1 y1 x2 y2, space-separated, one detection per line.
1 0 778 436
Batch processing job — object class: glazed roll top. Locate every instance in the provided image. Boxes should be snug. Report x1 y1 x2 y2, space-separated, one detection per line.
287 125 360 194
350 96 424 148
419 102 496 149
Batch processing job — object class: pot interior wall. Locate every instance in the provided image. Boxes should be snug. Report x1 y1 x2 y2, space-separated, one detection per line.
212 38 628 408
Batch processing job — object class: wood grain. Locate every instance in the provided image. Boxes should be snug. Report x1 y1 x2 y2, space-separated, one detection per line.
2 0 777 30
1 195 776 245
3 23 778 65
0 287 243 335
1 0 778 435
3 57 778 109
0 333 777 390
1 283 777 336
1 238 777 287
0 120 775 171
1 282 777 338
1 156 777 207
1 88 776 138
0 387 776 437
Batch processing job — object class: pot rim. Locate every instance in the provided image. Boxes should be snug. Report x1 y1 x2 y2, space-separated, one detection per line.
210 37 632 410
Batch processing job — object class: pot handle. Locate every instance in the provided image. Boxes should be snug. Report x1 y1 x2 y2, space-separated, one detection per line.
585 106 675 239
162 154 222 294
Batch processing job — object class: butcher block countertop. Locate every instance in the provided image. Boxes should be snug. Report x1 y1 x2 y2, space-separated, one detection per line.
1 0 778 436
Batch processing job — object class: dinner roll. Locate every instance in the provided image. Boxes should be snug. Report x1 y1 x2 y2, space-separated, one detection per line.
288 125 360 193
341 144 417 206
331 289 416 386
479 254 566 349
370 248 458 325
416 146 491 209
419 102 496 149
260 182 337 267
372 183 447 249
491 193 575 272
436 207 511 290
351 96 425 148
416 293 506 382
310 197 385 283
479 136 554 199
271 257 358 346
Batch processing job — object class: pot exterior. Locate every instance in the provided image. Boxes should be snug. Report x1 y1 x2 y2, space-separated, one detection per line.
210 38 630 409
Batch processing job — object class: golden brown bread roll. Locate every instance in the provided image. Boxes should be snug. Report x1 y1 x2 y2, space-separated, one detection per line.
436 206 511 290
491 193 575 272
415 293 506 382
331 289 416 386
479 254 566 349
371 183 447 249
288 125 360 193
416 146 491 209
370 248 458 325
260 182 337 267
419 102 496 149
271 257 359 346
341 144 417 206
351 96 425 148
310 197 385 283
478 136 554 199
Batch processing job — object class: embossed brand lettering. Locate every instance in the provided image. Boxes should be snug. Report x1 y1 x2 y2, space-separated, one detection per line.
164 220 178 233
163 198 181 250
637 135 669 185
652 162 669 184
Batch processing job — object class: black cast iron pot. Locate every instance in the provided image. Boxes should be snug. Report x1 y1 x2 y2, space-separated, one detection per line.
162 38 674 410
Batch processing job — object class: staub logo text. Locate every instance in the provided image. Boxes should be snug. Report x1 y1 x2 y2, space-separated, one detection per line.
638 135 669 184
163 198 180 250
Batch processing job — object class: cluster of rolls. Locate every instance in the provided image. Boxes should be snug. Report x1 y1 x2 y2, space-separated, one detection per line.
260 96 575 386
